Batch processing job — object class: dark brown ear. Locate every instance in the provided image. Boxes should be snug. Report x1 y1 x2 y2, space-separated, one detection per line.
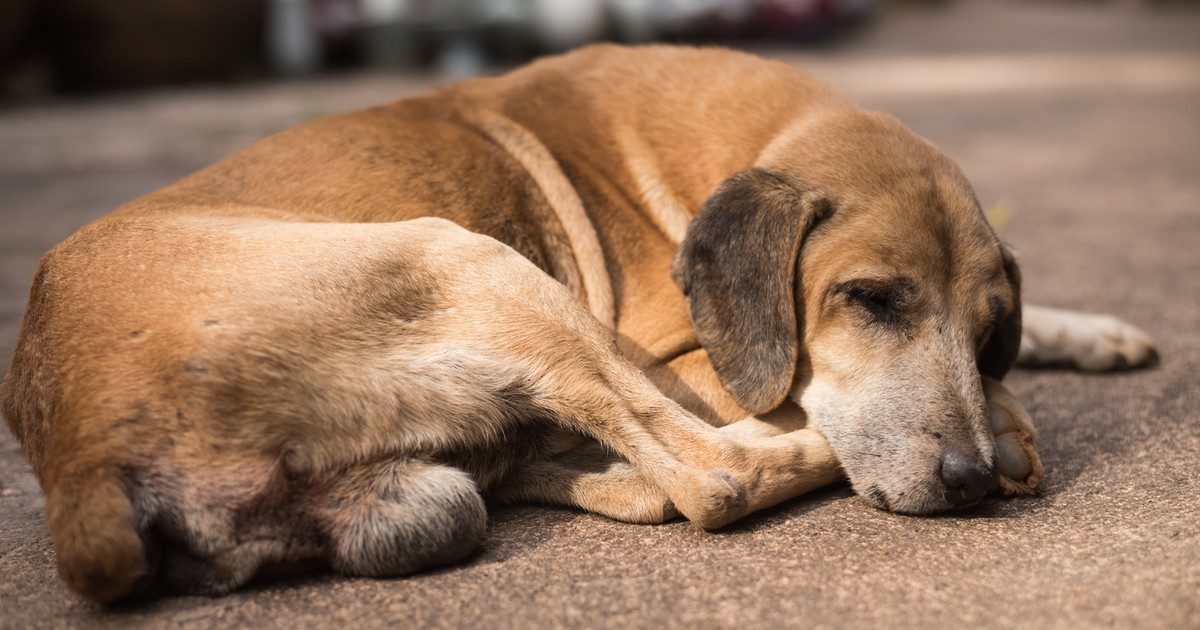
671 168 833 414
978 243 1023 380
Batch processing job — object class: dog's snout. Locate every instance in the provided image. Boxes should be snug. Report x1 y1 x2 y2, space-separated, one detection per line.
939 449 996 507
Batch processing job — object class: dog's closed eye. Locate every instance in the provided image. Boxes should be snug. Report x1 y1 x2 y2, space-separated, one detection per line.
835 278 915 328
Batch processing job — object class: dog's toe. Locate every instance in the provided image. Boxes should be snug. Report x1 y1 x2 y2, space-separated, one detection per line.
670 469 748 530
994 434 1032 481
982 377 1044 496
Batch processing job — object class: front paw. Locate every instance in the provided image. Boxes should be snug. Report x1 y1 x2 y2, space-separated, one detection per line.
1019 307 1158 372
671 469 749 530
982 377 1044 496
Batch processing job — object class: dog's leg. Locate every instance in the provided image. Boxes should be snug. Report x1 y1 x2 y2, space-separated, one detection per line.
309 219 843 531
153 533 321 597
148 458 487 594
520 364 843 529
499 378 1046 521
492 414 822 524
491 443 680 524
1018 304 1158 371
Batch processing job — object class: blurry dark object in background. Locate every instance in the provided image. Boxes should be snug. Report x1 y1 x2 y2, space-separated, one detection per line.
0 0 875 99
0 0 42 98
354 0 540 77
753 0 870 39
0 0 37 63
647 0 873 41
270 0 322 76
46 0 265 92
347 0 876 76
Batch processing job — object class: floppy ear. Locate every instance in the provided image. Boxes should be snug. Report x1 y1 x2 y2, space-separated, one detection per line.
978 243 1023 380
671 168 833 414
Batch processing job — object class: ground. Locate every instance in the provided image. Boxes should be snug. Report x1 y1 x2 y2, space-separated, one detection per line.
1 2 1198 627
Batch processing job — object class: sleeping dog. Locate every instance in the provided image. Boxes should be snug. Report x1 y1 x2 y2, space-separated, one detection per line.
0 45 1157 603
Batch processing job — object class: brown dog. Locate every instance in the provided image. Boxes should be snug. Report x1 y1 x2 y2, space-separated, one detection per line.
1 45 1155 603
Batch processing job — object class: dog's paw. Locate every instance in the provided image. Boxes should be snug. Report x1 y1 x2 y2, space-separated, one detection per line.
671 469 749 530
1019 306 1158 372
982 377 1043 496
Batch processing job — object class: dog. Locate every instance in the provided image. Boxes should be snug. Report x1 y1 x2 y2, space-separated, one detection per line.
0 45 1156 604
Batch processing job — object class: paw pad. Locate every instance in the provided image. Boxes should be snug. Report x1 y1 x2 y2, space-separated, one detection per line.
982 377 1044 496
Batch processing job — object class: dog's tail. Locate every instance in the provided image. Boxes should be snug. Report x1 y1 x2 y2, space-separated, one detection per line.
45 461 147 604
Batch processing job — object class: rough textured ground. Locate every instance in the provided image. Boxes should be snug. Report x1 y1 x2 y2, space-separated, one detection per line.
1 2 1198 628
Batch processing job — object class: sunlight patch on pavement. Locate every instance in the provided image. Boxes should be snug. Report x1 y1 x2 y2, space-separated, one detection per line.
793 52 1200 98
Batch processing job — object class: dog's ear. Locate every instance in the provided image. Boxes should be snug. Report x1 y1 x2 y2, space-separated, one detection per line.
671 168 833 414
978 243 1023 380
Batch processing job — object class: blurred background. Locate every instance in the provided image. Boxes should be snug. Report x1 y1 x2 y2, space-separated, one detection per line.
0 0 881 96
1 0 1189 97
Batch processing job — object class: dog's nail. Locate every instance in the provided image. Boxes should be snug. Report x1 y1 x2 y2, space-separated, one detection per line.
1112 353 1130 371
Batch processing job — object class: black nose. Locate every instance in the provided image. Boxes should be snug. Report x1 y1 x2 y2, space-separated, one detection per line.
940 449 996 507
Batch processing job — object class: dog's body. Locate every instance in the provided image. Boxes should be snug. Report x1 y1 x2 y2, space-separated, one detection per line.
1 45 1154 603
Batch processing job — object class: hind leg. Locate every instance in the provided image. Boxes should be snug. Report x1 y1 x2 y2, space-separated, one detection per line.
310 459 487 578
135 456 485 596
124 458 328 598
151 535 320 597
492 442 680 524
493 412 825 525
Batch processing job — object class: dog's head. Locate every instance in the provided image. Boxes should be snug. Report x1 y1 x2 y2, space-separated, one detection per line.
672 111 1021 513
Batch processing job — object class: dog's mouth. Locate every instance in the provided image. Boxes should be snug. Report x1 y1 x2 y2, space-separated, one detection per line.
857 461 996 515
942 475 998 509
861 485 966 515
862 483 995 515
862 486 892 511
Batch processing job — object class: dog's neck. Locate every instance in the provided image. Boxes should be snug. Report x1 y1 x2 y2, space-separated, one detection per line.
458 46 853 245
